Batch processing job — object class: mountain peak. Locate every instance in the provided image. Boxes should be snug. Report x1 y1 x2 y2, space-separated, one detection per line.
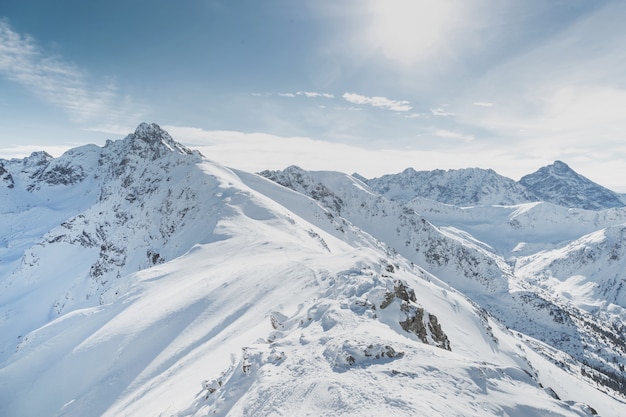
121 122 194 158
544 160 575 175
132 122 167 140
519 161 624 210
364 166 534 206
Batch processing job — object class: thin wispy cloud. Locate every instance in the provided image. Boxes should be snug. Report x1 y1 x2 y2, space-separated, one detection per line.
342 92 412 111
472 102 494 107
276 91 334 99
298 91 334 98
430 107 455 116
0 20 142 132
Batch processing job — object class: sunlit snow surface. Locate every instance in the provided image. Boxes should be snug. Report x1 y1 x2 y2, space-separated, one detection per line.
1 125 625 416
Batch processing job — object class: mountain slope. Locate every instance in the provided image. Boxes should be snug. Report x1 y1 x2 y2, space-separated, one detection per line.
405 198 626 257
516 224 626 313
0 125 624 416
261 165 626 402
259 166 512 296
519 161 624 210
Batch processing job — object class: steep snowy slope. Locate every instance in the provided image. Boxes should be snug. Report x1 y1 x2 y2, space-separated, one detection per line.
1 125 624 416
260 166 512 296
261 165 626 400
520 161 624 210
363 167 535 206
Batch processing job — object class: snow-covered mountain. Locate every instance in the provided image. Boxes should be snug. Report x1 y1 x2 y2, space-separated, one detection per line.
1 124 625 416
362 167 536 206
519 160 625 210
261 165 626 400
361 161 625 210
405 198 626 257
516 224 626 313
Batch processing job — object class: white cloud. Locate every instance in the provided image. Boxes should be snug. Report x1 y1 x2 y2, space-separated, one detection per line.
472 102 494 107
343 92 412 111
275 91 335 99
298 91 335 99
430 108 455 116
0 20 142 129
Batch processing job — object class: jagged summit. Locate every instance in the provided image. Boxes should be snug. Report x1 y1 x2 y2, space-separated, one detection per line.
525 160 578 180
360 162 624 210
520 161 624 210
363 166 535 206
114 122 195 159
0 124 200 194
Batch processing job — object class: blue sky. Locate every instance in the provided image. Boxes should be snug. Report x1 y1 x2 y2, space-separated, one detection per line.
1 0 625 190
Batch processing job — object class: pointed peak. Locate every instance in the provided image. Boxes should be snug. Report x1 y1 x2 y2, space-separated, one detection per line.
548 160 573 172
133 122 166 138
123 123 195 158
28 150 53 161
22 151 53 168
520 161 624 210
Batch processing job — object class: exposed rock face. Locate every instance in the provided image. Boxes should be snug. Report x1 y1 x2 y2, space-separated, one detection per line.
381 280 451 351
0 162 14 188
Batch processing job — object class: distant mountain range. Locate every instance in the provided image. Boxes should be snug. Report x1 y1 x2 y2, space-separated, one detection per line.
1 124 625 417
360 160 625 210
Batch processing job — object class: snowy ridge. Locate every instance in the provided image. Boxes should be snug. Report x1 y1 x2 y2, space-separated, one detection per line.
362 162 625 210
259 166 512 295
364 166 535 206
262 165 626 402
0 124 625 416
